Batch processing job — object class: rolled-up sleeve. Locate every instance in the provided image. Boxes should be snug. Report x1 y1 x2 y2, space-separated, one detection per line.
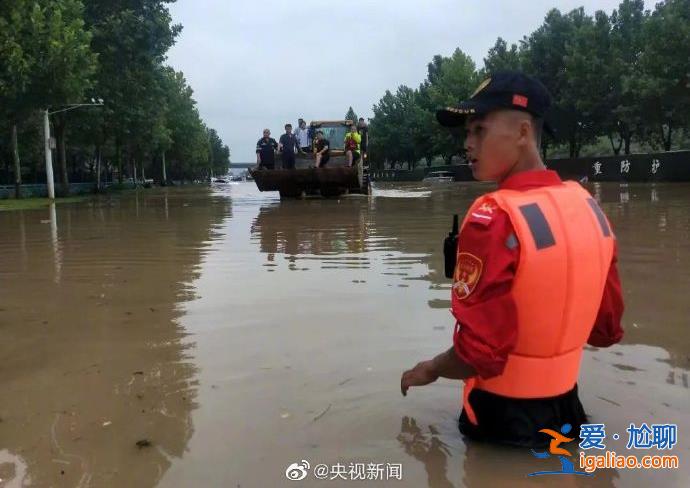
451 205 519 379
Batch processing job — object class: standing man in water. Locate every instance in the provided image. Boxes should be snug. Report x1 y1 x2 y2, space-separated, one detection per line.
400 72 624 447
256 129 278 169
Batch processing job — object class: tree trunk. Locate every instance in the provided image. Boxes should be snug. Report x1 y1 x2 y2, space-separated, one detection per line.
569 137 577 158
161 150 167 184
132 158 137 185
662 123 672 151
55 117 69 196
116 138 123 183
624 133 632 155
95 145 102 191
608 133 623 155
11 124 22 199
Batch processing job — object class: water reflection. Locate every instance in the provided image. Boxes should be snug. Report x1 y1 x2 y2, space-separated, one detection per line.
459 441 621 488
49 202 62 284
591 183 690 370
249 186 482 285
0 188 229 487
397 417 454 488
1 181 689 487
251 201 371 260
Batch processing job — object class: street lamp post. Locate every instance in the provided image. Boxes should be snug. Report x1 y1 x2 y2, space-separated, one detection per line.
43 109 57 199
44 101 103 199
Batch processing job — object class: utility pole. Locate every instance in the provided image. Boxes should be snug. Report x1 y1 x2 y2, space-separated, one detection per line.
161 151 167 184
44 101 104 199
43 109 56 199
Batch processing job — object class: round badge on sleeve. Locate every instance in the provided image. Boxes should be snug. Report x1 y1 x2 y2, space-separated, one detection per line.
452 252 483 300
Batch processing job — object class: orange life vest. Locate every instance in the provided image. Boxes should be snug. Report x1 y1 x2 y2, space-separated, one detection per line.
455 181 615 425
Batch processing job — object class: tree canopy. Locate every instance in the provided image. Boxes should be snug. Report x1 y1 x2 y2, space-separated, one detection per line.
369 0 690 169
1 0 230 193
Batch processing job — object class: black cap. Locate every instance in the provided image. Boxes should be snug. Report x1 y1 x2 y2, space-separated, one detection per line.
436 71 552 127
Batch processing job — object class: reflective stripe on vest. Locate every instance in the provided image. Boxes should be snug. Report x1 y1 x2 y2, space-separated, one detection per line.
457 181 614 425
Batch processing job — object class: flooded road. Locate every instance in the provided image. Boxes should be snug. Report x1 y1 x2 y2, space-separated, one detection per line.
1 182 688 487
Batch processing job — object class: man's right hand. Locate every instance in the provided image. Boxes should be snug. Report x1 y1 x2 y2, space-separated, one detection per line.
401 360 439 396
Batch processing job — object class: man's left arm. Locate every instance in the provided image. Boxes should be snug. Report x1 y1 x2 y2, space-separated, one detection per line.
587 241 625 347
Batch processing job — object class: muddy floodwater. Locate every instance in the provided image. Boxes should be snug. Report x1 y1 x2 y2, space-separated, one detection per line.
1 182 689 487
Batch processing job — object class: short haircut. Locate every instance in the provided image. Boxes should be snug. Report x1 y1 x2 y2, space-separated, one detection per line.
467 111 543 146
358 117 364 121
316 130 324 135
285 123 292 129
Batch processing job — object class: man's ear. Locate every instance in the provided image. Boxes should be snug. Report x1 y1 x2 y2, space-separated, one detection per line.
518 118 533 146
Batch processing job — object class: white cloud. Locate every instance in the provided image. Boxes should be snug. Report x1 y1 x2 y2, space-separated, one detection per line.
167 0 629 162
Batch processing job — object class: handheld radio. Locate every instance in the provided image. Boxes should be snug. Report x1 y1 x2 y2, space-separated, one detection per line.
443 214 459 279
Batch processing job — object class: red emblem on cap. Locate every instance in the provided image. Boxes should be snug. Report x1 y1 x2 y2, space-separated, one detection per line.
513 94 528 108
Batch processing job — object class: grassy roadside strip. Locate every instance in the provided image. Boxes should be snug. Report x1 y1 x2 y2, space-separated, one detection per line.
0 196 90 212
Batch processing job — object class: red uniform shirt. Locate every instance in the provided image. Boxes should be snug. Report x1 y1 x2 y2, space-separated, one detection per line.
452 170 624 379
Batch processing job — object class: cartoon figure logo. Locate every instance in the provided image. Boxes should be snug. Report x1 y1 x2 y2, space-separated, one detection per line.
285 460 310 481
528 424 593 477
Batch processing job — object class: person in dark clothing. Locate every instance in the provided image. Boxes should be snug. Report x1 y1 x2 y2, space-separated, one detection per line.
279 124 298 169
256 129 278 169
314 131 330 168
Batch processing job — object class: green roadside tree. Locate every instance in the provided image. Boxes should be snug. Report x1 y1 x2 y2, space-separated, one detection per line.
482 38 522 75
208 128 231 177
83 0 181 182
28 0 96 196
521 7 594 157
425 48 478 163
608 0 646 154
0 0 34 197
565 11 622 153
345 107 358 124
630 0 690 150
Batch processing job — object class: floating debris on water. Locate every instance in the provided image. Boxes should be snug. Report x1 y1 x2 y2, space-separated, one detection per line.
136 439 152 448
312 404 332 423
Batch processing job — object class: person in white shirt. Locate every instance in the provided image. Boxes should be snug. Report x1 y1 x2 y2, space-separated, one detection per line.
294 118 311 153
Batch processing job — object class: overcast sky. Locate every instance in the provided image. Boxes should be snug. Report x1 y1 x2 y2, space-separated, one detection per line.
168 0 626 163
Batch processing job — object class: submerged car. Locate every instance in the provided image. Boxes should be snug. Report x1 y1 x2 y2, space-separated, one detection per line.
422 171 455 183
